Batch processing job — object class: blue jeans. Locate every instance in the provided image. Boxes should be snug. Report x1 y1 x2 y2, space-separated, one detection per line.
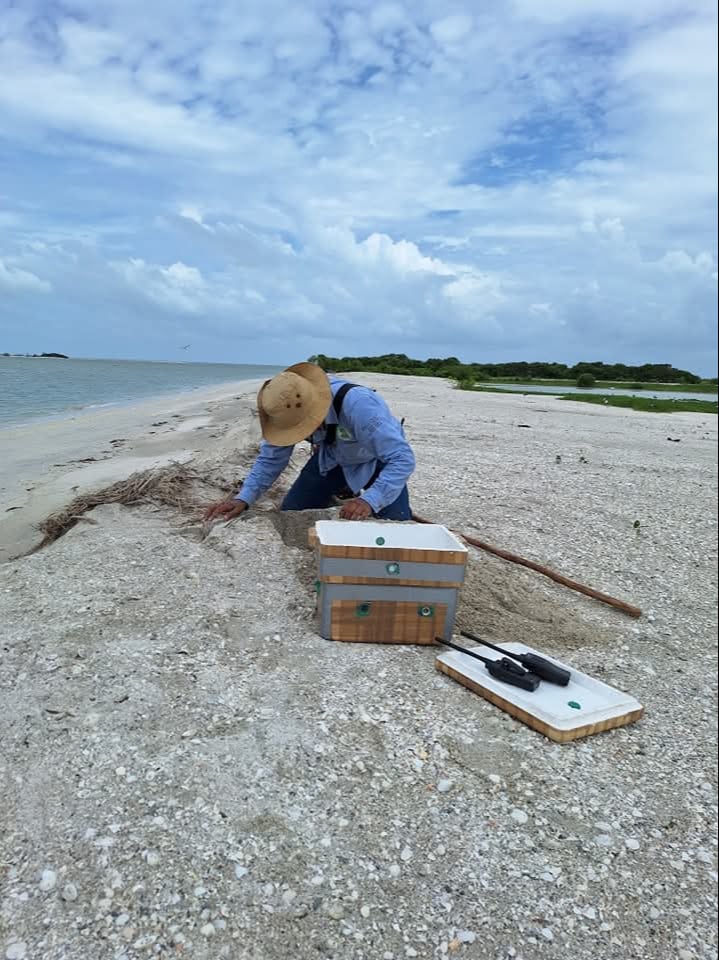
281 453 411 520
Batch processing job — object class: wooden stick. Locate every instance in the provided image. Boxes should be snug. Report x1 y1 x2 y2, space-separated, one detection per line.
412 513 642 619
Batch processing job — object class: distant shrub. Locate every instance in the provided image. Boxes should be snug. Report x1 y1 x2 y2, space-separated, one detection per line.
576 373 596 388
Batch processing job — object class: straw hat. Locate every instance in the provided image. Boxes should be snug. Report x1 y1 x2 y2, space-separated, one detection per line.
257 362 333 446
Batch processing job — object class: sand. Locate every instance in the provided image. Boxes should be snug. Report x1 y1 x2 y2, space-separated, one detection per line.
0 380 266 563
0 374 717 960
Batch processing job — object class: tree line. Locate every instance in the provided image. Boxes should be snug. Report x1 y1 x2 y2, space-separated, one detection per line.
308 354 711 384
1 352 69 358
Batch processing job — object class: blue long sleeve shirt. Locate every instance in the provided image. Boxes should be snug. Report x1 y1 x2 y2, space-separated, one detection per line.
235 378 415 513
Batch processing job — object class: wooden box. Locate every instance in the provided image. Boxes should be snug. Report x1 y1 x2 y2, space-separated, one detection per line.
309 520 468 644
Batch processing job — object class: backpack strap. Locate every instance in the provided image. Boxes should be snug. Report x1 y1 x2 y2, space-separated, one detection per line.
324 382 357 445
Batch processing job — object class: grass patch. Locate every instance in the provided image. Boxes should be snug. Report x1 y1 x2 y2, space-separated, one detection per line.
478 378 718 394
562 394 718 414
456 382 717 413
456 383 515 394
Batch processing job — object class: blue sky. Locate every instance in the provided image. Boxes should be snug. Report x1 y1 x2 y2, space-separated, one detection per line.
0 0 717 374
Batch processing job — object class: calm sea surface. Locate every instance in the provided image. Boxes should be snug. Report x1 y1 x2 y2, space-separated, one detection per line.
0 357 283 427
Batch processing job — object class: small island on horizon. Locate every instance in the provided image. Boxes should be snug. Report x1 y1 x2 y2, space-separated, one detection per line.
1 352 69 359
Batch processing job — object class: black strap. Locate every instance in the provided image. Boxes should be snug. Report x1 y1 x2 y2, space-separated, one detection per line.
324 382 358 445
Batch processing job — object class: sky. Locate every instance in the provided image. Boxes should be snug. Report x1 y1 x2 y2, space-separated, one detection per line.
0 1 717 374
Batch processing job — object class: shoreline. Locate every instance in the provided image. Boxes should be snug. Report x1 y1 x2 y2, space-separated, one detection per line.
0 376 267 432
0 377 267 562
0 356 283 429
2 370 717 565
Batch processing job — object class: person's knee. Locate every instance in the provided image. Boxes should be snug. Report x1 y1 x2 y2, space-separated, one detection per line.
377 491 412 521
281 486 329 511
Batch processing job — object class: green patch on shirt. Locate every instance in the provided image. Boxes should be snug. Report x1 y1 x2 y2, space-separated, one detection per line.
336 426 355 441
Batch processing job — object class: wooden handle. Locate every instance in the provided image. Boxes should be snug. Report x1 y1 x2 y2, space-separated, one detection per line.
412 513 642 619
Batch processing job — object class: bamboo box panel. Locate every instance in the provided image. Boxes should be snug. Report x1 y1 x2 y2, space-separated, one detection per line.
330 600 447 645
311 520 467 644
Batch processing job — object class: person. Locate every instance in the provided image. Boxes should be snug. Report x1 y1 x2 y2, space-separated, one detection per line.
204 362 415 523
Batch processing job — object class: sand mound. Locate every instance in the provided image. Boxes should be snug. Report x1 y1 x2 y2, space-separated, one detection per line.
455 553 615 652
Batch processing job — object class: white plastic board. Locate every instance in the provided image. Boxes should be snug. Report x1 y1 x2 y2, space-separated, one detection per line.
435 641 643 742
315 519 467 552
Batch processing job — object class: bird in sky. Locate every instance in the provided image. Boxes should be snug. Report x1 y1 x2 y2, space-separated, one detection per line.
180 344 191 350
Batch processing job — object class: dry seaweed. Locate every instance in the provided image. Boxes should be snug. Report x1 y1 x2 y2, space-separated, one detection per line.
36 463 224 547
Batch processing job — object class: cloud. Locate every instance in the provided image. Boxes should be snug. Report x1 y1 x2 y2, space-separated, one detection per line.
326 229 456 277
0 0 716 372
430 14 475 46
659 250 717 277
114 259 208 313
0 258 51 293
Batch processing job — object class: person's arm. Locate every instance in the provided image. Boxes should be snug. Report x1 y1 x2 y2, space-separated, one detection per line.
235 441 294 506
204 441 293 521
343 392 415 514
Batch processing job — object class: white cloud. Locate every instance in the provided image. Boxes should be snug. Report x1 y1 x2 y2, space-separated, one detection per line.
337 230 456 277
0 258 51 293
58 21 120 71
178 205 206 226
114 258 209 313
0 0 716 371
430 14 475 46
659 250 717 277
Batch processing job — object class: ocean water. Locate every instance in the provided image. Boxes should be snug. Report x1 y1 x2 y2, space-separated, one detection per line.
0 357 283 427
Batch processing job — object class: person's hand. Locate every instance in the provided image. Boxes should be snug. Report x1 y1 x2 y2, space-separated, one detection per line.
339 498 373 521
203 498 248 523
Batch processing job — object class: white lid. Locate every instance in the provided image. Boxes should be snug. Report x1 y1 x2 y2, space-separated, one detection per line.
315 519 467 552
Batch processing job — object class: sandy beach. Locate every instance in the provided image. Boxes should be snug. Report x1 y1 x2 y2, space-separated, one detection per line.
1 374 717 960
0 380 268 563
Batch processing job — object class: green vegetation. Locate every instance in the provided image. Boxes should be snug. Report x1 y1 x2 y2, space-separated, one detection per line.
309 353 717 392
563 394 717 414
576 372 596 388
457 381 717 412
481 377 718 393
